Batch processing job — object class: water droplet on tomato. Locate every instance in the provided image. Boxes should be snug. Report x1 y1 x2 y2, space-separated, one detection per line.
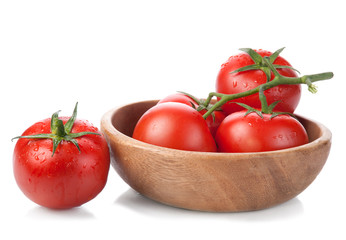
289 131 297 138
233 81 237 88
242 82 248 88
248 122 253 127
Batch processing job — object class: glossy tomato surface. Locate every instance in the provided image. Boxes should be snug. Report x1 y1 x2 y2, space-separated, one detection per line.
215 111 309 153
157 92 198 107
133 102 217 152
216 49 301 115
157 93 225 137
13 117 110 209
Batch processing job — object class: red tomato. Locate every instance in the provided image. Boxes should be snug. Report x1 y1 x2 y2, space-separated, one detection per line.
198 109 225 137
215 110 309 153
157 93 226 137
133 102 217 152
13 106 110 209
216 49 301 115
157 92 198 107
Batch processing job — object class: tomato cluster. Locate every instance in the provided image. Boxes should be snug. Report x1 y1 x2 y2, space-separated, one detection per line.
12 48 331 209
133 48 310 153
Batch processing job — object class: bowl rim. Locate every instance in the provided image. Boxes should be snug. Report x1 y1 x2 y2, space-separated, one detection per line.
101 100 332 157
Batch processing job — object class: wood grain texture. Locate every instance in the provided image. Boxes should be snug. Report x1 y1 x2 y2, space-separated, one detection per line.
101 100 332 212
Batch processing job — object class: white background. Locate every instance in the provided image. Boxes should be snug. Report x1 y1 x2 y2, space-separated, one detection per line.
1 0 345 239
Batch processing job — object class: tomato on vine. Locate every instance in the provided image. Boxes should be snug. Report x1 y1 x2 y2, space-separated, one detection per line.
215 82 309 153
132 47 333 154
215 108 309 153
157 92 198 107
157 92 225 137
216 48 301 115
133 102 217 152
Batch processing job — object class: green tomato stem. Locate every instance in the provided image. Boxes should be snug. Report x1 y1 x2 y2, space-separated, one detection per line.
202 71 334 119
259 86 269 113
12 102 100 156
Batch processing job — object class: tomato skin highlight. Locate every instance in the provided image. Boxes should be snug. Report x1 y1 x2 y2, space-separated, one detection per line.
216 49 301 115
133 102 217 152
157 92 198 107
215 111 309 153
13 117 110 209
157 93 226 138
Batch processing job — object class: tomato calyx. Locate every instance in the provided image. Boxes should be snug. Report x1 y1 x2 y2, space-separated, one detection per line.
235 84 297 120
231 47 300 82
236 83 297 119
235 102 297 120
178 91 222 121
12 102 100 156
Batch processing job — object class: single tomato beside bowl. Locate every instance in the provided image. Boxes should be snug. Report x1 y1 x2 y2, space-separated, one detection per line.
12 103 110 209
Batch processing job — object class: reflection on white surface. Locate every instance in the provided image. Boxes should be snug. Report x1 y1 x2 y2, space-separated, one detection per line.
26 205 96 220
115 188 304 221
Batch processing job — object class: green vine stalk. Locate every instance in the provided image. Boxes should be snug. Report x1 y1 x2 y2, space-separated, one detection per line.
202 56 333 119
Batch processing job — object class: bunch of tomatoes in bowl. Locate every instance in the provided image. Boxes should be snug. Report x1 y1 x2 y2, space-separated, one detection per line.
132 48 333 153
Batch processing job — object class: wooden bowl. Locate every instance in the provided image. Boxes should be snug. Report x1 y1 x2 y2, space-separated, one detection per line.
101 100 332 212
